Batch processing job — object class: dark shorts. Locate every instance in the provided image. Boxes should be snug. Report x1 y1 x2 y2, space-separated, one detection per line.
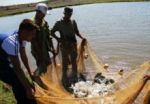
60 42 77 67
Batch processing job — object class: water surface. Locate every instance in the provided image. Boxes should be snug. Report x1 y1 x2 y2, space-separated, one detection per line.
0 2 150 70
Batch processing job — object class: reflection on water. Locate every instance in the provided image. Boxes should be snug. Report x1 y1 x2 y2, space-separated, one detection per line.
0 2 150 70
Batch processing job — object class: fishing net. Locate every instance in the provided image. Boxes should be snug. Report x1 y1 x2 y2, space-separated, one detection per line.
33 40 150 104
142 81 150 104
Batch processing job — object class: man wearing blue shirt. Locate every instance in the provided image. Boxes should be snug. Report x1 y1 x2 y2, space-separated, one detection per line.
0 19 38 104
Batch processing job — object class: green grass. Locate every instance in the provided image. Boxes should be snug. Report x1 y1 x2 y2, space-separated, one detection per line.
0 81 16 104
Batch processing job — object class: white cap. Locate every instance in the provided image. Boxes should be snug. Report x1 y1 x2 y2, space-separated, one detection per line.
36 3 48 15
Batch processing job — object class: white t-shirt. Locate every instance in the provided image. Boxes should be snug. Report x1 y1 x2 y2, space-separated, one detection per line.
1 32 26 56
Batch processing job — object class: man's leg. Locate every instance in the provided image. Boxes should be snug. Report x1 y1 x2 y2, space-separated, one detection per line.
61 47 70 89
70 44 78 78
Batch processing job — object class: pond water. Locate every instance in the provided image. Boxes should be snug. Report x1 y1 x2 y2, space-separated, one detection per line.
0 2 150 71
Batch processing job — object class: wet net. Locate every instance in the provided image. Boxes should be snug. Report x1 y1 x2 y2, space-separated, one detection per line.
33 40 150 104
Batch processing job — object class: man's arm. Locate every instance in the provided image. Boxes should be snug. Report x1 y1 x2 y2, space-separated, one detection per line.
76 31 84 39
10 55 35 99
47 37 56 54
20 47 33 80
45 22 56 54
31 36 43 65
73 20 84 39
9 55 32 89
51 21 61 42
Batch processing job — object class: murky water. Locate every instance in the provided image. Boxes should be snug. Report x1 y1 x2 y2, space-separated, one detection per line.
0 2 150 70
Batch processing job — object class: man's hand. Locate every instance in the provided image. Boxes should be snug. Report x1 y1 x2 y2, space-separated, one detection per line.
26 88 35 99
81 38 87 49
51 50 57 57
57 38 62 43
82 38 87 45
143 75 150 82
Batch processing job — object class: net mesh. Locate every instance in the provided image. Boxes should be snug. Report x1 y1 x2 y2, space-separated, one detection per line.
33 40 150 104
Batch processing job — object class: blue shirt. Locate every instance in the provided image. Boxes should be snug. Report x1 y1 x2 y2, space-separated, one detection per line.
0 31 26 64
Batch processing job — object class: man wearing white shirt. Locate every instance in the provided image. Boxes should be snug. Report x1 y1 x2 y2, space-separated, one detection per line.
0 19 38 104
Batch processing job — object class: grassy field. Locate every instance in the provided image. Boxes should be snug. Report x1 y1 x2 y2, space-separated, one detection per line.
0 0 150 17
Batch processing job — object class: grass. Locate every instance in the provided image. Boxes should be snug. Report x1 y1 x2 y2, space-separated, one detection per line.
0 81 16 104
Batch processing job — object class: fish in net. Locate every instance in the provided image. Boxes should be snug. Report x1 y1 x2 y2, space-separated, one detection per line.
33 40 150 104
